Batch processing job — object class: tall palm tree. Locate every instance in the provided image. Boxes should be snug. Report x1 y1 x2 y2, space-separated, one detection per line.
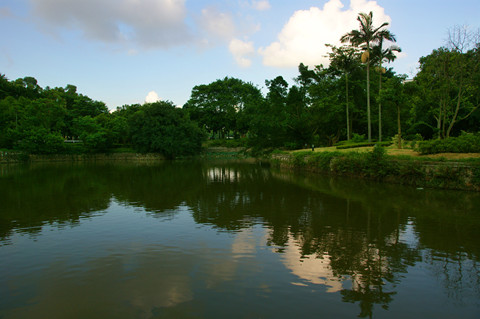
341 11 395 142
372 37 401 142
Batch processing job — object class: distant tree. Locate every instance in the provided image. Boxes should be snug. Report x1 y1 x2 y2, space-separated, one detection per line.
327 45 361 140
415 45 480 138
247 76 290 149
308 65 346 145
184 77 262 139
371 39 401 141
341 11 396 142
129 101 206 158
379 75 408 148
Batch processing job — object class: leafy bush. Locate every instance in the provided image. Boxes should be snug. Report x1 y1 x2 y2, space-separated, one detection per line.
306 151 342 170
283 141 303 150
336 141 392 149
16 128 65 154
351 133 366 143
417 133 480 154
408 133 423 149
205 138 247 148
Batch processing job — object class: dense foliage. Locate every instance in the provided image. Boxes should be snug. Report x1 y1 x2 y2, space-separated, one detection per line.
417 133 480 154
0 75 205 157
1 17 479 156
182 19 479 151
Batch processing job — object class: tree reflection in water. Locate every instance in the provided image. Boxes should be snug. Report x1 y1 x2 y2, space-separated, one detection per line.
0 161 479 317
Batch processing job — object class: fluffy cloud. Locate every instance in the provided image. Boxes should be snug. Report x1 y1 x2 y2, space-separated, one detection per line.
252 1 271 11
198 7 236 43
259 0 392 67
30 0 191 49
145 91 161 103
229 38 255 67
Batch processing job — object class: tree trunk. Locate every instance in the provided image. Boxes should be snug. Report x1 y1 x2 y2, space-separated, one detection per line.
366 62 372 142
378 71 382 142
397 104 402 149
436 100 443 139
446 85 463 138
346 74 350 140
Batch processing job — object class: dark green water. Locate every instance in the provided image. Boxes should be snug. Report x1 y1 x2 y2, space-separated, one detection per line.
1 161 479 318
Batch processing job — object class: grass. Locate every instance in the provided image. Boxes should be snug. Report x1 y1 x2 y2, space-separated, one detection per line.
292 145 480 161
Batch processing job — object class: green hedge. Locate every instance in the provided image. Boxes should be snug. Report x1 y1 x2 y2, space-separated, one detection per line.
417 133 480 154
336 141 393 149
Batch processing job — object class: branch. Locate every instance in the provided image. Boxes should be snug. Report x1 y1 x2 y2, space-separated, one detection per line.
459 103 480 121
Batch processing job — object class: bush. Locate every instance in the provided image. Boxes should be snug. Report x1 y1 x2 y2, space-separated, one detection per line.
351 133 366 143
16 128 65 154
409 133 423 149
336 141 392 149
306 151 342 170
204 138 247 148
417 133 480 154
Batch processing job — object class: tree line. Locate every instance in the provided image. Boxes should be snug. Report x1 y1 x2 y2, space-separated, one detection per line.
1 13 479 157
0 76 204 158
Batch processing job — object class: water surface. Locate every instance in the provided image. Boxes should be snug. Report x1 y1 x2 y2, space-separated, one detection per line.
1 161 479 318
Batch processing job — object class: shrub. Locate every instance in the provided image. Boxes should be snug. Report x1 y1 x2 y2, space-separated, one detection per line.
336 141 392 149
351 133 366 143
417 133 480 155
409 133 423 149
205 138 247 148
306 151 342 170
16 128 65 154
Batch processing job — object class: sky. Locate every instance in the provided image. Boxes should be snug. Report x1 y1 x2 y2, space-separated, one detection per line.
1 0 479 110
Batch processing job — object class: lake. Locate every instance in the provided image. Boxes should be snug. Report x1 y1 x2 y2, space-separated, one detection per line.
1 160 479 318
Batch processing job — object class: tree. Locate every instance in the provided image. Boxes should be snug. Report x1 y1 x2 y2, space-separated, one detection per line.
372 39 401 142
248 76 289 149
184 77 262 139
341 11 396 142
415 44 480 138
129 101 206 158
327 45 361 140
305 65 346 145
379 75 408 148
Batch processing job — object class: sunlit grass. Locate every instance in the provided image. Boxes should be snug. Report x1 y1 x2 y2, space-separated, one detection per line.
292 145 480 161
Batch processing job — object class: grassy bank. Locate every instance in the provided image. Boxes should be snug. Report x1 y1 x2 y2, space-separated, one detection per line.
269 146 480 191
0 151 165 163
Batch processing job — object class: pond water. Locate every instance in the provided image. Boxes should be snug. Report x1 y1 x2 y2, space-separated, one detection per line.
0 161 479 318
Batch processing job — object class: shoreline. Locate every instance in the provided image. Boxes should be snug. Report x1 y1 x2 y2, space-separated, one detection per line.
0 152 165 163
267 151 480 192
2 148 480 191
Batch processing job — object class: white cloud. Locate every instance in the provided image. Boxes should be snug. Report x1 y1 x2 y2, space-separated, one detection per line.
259 0 391 68
198 7 236 43
252 1 271 11
30 0 191 49
145 91 161 103
229 38 255 67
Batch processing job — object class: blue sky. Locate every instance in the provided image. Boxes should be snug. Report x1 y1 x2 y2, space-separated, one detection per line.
1 0 479 110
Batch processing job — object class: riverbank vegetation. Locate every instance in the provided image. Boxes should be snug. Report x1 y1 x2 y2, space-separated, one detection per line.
0 14 479 160
270 145 480 191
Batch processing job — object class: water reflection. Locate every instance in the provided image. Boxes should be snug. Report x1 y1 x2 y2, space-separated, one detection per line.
0 161 479 318
281 233 343 292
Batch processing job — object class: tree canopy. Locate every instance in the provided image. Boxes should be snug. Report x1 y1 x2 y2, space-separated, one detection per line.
1 23 479 156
